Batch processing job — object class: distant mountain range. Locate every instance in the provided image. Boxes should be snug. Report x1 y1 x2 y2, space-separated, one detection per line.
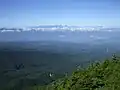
0 25 120 32
0 25 120 42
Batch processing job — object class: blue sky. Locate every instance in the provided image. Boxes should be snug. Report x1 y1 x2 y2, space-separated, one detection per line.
0 0 120 27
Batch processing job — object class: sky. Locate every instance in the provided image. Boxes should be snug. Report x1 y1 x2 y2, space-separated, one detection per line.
0 0 120 27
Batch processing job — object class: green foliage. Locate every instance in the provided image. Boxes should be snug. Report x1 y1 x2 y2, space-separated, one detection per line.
5 55 120 90
50 55 120 90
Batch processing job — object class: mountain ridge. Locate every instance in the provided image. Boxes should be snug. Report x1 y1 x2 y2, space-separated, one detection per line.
0 25 120 33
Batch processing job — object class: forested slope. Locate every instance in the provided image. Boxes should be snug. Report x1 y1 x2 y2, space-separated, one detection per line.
24 55 120 90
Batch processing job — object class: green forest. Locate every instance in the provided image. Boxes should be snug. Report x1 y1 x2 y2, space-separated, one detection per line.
4 55 120 90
